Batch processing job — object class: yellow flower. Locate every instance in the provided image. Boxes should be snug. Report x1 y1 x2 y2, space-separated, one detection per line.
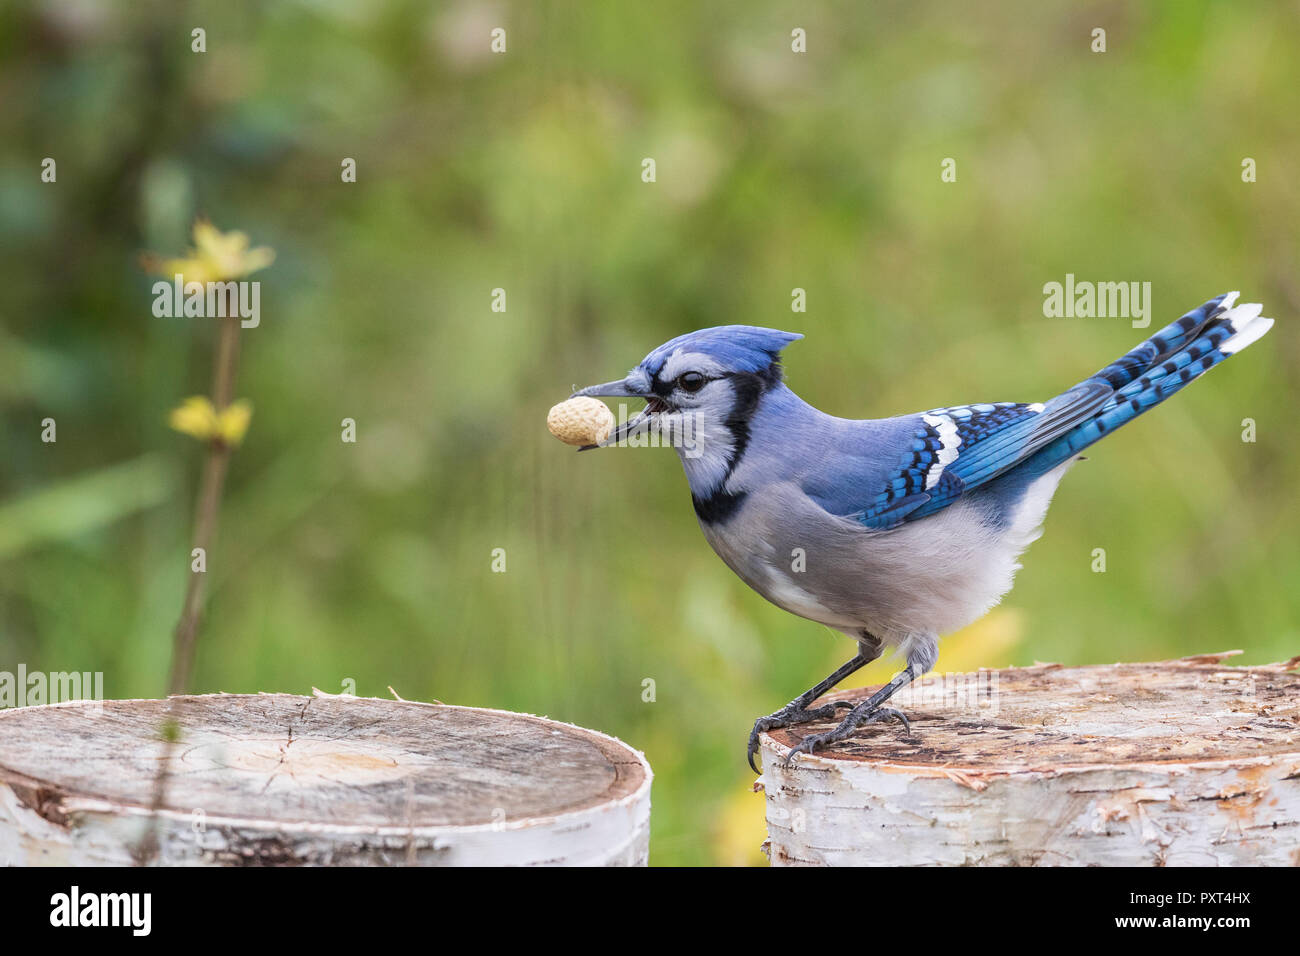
215 400 252 446
168 397 218 440
168 396 253 446
144 219 275 284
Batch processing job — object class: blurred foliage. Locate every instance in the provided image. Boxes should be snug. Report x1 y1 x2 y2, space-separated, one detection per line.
1 1 1298 865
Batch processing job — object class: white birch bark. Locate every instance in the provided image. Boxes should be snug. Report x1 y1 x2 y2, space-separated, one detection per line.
759 654 1300 866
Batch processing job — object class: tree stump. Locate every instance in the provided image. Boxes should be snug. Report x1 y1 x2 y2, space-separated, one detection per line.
758 654 1300 866
0 693 651 866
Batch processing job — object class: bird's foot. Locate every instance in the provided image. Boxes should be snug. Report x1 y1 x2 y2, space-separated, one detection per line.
747 700 853 772
781 706 912 767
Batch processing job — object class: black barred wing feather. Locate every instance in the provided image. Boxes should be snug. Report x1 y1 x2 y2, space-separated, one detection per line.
856 387 1109 529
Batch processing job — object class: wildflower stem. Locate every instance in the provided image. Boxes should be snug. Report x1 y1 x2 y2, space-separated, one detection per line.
136 221 269 864
167 313 241 696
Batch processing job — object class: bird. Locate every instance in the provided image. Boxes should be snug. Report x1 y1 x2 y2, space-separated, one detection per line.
571 293 1273 770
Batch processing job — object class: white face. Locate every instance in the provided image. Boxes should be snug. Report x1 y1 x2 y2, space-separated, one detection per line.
642 350 746 494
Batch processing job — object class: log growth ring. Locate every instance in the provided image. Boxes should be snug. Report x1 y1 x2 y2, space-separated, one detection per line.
0 693 650 835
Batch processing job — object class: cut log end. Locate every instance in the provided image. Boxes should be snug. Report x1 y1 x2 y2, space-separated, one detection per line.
759 657 1300 866
0 694 651 866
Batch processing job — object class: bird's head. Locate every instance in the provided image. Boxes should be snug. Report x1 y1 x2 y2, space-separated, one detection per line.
572 325 802 490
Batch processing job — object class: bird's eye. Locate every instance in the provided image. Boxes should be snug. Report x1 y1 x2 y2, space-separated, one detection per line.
678 371 706 393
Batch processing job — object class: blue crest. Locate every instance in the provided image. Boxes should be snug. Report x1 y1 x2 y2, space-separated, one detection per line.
640 326 803 376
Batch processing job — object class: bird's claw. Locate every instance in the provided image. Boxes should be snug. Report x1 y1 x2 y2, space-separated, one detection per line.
780 706 912 767
746 701 851 773
878 706 911 735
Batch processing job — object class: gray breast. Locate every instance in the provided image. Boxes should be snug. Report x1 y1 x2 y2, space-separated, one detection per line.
696 467 1074 645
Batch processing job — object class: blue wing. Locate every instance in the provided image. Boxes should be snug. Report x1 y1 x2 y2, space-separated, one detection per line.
854 392 1108 529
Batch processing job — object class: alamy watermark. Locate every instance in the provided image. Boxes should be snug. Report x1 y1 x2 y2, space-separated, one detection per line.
49 886 150 936
606 402 704 458
152 274 261 328
1043 274 1152 328
0 665 104 714
899 670 1000 716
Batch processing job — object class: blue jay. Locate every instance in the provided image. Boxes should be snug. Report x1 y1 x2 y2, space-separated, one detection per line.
572 293 1273 769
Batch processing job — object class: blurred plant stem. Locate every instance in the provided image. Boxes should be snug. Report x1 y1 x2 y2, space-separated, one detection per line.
139 307 242 864
167 313 240 696
135 221 271 863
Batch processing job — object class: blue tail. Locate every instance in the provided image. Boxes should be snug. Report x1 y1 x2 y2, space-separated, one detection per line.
1029 292 1273 471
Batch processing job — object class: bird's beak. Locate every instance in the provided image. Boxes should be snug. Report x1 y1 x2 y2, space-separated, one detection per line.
570 378 655 450
571 378 641 399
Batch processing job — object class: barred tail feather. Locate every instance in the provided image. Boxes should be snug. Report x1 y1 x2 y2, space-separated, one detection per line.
1031 294 1273 469
1077 292 1234 392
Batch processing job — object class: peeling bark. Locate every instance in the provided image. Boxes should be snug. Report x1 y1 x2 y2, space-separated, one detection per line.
759 656 1300 866
0 693 651 866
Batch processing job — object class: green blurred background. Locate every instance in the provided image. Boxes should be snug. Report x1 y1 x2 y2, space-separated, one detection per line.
2 1 1298 865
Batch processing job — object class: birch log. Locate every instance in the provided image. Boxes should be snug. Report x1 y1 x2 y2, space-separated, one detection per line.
0 692 651 866
759 653 1300 866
